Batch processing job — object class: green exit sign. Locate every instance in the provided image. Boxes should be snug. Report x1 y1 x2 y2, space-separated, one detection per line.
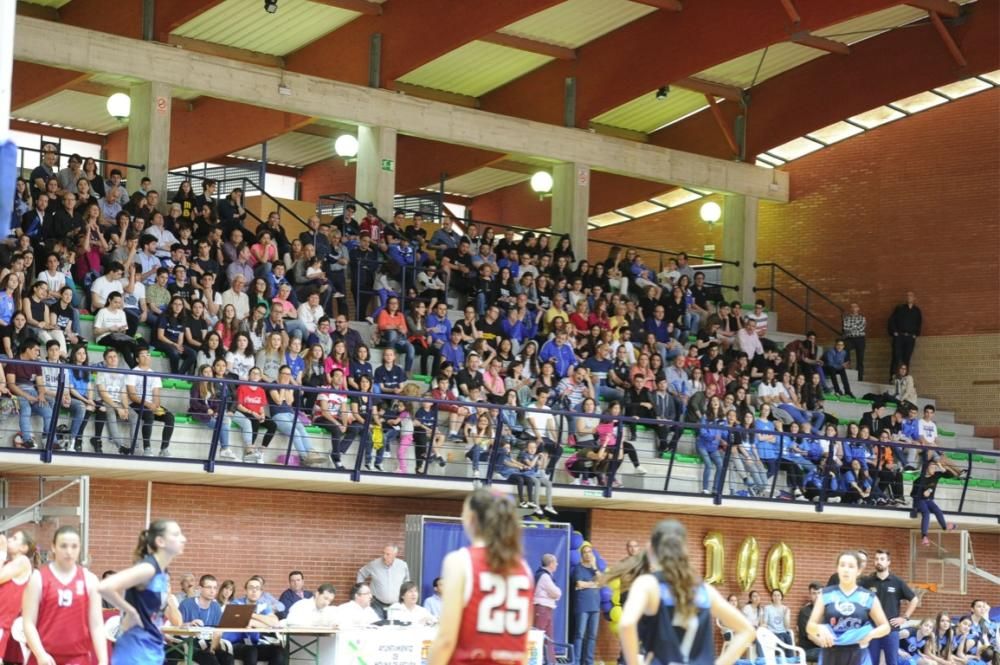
381 159 394 172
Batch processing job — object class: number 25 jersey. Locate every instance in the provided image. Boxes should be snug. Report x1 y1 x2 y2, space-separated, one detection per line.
455 545 534 665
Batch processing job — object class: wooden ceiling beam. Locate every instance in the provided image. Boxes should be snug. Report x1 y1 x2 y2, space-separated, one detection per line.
906 0 961 17
778 0 801 23
631 0 683 11
308 0 382 15
790 32 851 55
480 32 576 60
167 34 284 69
675 77 743 102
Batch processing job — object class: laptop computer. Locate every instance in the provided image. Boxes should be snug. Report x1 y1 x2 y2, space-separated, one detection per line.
216 604 255 629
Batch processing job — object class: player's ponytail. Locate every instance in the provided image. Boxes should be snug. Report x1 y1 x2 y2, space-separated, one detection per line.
651 520 700 619
134 519 172 562
18 530 41 568
466 489 522 573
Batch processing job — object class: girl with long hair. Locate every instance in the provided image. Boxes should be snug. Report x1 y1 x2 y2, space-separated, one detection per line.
100 520 187 665
428 489 532 665
619 520 754 665
21 526 106 665
65 343 98 452
235 366 277 455
807 551 890 665
0 530 38 657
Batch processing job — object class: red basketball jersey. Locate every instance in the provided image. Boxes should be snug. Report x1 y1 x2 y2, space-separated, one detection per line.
0 564 29 652
29 564 94 663
453 545 534 665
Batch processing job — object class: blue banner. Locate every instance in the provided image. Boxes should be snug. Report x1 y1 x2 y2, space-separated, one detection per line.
420 519 570 647
0 140 17 240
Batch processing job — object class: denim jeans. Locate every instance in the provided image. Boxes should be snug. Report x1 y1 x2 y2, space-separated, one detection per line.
273 412 311 454
383 330 415 373
229 411 254 447
15 386 53 444
67 397 90 440
572 610 599 665
695 441 723 492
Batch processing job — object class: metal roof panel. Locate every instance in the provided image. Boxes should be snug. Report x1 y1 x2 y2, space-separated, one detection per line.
499 0 656 49
230 131 337 167
172 0 360 57
14 90 124 134
398 42 552 97
592 86 708 133
435 168 531 198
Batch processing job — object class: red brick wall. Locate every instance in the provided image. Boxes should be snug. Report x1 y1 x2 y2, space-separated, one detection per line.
590 88 1000 339
6 476 996 661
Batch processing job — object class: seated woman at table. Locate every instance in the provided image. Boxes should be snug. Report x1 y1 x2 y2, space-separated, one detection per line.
386 582 437 626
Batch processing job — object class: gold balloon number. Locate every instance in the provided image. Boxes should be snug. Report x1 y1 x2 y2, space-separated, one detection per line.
703 532 725 585
766 542 795 595
736 536 759 592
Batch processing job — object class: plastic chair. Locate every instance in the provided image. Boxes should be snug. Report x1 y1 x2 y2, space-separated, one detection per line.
757 627 807 665
104 614 121 642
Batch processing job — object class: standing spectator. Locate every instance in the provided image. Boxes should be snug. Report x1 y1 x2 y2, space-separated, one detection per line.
822 339 854 397
842 303 867 381
277 571 313 620
5 339 53 449
533 554 562 665
356 545 410 620
861 549 920 665
571 544 601 665
889 292 922 378
797 582 823 662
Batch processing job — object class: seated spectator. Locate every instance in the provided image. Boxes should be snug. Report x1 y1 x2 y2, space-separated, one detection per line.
270 365 325 466
337 583 380 628
5 338 53 450
822 339 854 397
387 581 436 626
154 296 196 375
125 347 176 457
285 584 337 628
223 577 286 665
375 296 414 374
179 575 233 665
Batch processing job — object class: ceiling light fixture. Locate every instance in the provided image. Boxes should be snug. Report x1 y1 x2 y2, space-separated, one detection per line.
106 93 131 121
334 135 359 163
699 201 722 224
656 85 670 101
264 0 278 14
530 171 553 199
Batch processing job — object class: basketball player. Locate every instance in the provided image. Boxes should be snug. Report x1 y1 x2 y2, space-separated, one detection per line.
0 531 37 661
98 520 186 665
807 551 891 665
618 520 755 665
428 489 534 665
20 526 107 665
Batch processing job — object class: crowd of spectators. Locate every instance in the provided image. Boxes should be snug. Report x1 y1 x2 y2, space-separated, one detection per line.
2 148 970 509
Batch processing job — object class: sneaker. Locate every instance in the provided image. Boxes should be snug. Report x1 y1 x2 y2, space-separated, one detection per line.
793 488 804 498
219 448 236 460
374 463 384 472
332 292 345 299
519 501 531 509
437 455 447 467
544 505 559 515
363 463 372 471
74 440 83 453
921 536 930 546
118 446 131 456
827 496 841 503
612 478 624 488
472 469 480 480
158 448 171 458
581 478 591 486
534 507 544 516
633 465 648 475
334 462 346 471
701 489 712 495
142 447 152 457
90 437 103 453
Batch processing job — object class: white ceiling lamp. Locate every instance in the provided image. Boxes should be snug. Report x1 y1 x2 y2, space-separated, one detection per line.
106 93 131 122
700 200 722 224
530 171 553 199
334 134 359 164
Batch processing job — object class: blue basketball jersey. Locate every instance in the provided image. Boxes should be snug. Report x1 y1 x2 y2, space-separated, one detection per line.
818 585 876 665
112 555 170 665
640 574 714 665
904 633 927 657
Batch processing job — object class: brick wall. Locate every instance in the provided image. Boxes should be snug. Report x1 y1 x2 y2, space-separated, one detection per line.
5 475 997 662
589 89 1000 426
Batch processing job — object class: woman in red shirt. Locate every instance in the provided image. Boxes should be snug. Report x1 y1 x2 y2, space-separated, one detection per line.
21 526 106 665
236 367 277 451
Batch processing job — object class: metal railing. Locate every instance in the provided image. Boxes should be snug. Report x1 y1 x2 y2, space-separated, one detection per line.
13 144 145 187
2 357 997 521
753 262 846 338
167 170 308 229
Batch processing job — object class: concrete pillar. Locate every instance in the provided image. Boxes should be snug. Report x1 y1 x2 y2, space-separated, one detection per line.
126 81 171 194
551 162 590 259
356 125 397 218
721 194 758 304
0 0 14 139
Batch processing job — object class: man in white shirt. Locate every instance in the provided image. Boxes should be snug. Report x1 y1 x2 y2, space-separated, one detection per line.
357 545 410 619
918 405 962 476
524 387 562 479
125 347 175 457
285 584 338 628
221 275 250 320
335 583 380 628
745 299 770 338
736 319 764 360
90 262 126 311
146 211 178 258
95 348 132 454
297 290 325 335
